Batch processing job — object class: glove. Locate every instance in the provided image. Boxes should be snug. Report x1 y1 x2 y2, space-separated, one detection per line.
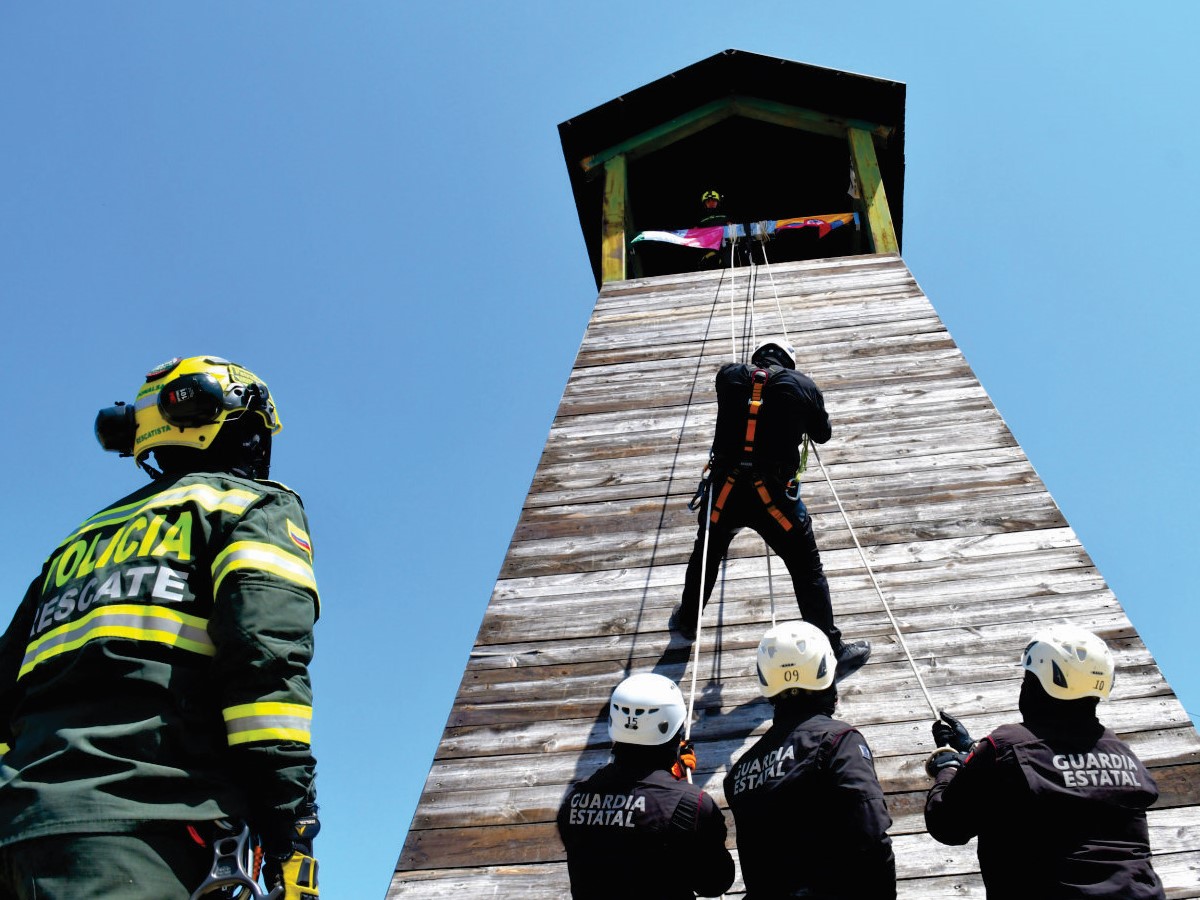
262 812 320 900
932 709 975 754
925 747 967 779
671 738 697 780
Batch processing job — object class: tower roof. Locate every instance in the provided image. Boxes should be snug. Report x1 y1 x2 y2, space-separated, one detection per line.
558 49 907 286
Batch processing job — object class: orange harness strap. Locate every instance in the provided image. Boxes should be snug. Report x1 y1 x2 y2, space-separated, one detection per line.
742 368 769 454
754 477 794 532
710 474 737 524
708 368 793 532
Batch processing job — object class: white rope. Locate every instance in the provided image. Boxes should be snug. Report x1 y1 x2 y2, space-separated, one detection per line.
810 444 939 717
758 238 791 349
765 545 777 628
684 487 715 753
728 233 738 360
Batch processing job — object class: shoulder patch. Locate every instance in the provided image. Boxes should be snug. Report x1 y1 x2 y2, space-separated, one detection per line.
859 743 872 760
287 519 313 557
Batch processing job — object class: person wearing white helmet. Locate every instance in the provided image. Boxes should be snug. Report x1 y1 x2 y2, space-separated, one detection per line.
724 622 895 899
557 673 734 899
670 339 871 681
925 624 1164 899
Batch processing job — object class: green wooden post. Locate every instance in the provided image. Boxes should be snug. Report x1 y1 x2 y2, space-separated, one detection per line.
601 154 627 283
847 127 898 254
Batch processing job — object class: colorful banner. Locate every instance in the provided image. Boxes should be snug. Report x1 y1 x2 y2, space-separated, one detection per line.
773 213 858 238
630 226 724 250
631 213 858 248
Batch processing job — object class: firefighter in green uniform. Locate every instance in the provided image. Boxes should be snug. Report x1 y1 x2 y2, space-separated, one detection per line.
0 356 320 899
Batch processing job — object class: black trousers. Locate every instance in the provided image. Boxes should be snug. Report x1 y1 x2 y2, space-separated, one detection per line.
680 475 841 648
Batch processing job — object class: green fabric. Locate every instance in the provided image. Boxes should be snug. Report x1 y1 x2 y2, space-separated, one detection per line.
0 829 212 900
0 472 319 848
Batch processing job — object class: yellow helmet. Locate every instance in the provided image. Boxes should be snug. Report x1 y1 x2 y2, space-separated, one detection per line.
701 189 721 204
96 356 281 466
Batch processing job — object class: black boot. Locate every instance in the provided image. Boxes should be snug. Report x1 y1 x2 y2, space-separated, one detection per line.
834 640 871 682
668 605 696 642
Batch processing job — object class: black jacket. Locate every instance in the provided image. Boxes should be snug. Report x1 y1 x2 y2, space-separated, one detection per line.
710 363 831 479
925 720 1164 899
558 760 734 899
724 708 895 900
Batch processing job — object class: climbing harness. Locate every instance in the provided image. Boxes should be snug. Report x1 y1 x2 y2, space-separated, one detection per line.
189 822 281 900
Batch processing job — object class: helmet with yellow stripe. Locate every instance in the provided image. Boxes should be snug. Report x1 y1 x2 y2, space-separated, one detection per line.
96 356 281 479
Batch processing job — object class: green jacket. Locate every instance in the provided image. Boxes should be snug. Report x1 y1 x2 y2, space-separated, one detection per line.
0 471 319 847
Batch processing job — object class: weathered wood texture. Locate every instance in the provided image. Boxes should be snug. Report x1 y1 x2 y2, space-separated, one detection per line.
388 255 1200 898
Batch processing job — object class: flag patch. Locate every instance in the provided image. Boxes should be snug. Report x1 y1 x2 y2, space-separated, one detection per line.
288 520 312 556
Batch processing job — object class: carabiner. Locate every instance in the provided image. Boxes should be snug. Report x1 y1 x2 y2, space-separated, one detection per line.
189 823 283 900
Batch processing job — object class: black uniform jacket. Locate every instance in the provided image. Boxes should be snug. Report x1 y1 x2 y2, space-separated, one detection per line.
724 710 896 900
925 721 1164 899
557 760 734 899
710 363 831 479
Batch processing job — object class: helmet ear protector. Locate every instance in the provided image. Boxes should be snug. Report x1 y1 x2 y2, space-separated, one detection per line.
95 402 136 456
157 372 228 428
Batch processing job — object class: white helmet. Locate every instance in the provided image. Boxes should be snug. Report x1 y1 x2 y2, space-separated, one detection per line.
752 339 796 370
607 673 687 746
1022 625 1115 701
756 621 835 697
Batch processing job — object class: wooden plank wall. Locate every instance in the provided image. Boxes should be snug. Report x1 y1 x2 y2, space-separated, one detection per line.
388 254 1200 898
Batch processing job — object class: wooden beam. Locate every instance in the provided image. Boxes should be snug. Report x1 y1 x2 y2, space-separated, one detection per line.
731 96 891 142
847 126 899 254
581 95 892 174
581 98 735 174
601 154 627 283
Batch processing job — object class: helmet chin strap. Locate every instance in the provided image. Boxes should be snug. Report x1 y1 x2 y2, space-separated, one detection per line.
139 427 271 481
137 456 165 480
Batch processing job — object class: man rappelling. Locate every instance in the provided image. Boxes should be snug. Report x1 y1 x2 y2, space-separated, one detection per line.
670 338 870 682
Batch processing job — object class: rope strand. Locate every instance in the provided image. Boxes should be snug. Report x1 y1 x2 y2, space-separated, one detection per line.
810 444 939 717
684 487 714 751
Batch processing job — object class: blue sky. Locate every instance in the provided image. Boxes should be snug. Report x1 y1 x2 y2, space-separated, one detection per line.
2 3 1196 897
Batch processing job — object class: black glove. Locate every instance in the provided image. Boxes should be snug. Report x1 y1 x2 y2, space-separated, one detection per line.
925 747 966 778
262 811 320 900
932 709 975 753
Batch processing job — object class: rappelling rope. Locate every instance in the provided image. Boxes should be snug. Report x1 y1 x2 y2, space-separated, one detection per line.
809 443 939 717
674 258 736 762
684 485 715 752
728 232 739 360
758 236 792 349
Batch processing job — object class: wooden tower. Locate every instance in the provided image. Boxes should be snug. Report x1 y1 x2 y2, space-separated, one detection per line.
388 50 1200 898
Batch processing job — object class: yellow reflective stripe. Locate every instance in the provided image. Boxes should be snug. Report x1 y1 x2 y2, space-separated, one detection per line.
60 485 261 548
19 605 213 679
223 702 313 746
211 541 317 595
0 743 9 757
